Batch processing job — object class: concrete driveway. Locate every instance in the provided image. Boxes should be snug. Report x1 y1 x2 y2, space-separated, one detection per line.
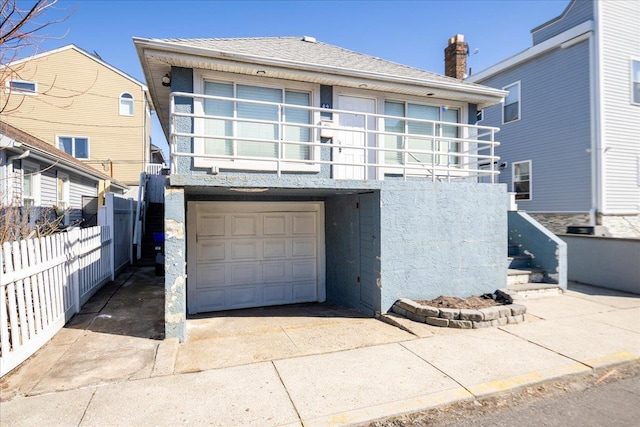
0 266 415 399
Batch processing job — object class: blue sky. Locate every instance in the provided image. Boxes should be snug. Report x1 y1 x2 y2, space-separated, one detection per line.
30 0 569 154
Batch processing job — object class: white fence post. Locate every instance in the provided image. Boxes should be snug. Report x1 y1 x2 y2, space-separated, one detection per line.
105 193 115 281
67 228 81 315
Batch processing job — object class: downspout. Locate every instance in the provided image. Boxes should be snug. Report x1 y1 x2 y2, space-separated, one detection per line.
588 4 601 227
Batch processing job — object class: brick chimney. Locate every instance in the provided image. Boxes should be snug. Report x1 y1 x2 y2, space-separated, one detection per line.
444 34 468 79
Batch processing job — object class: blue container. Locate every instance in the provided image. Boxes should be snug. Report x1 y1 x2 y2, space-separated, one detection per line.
153 232 165 243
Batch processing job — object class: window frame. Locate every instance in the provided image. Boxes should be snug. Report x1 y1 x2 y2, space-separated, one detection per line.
502 81 521 124
119 92 134 116
632 59 640 106
57 171 70 225
381 99 464 171
21 160 41 208
5 79 38 95
512 160 532 201
57 135 90 160
192 71 320 172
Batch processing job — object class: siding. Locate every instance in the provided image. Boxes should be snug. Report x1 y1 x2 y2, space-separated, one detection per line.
532 0 594 45
476 40 592 212
69 173 98 223
1 48 149 185
598 0 640 214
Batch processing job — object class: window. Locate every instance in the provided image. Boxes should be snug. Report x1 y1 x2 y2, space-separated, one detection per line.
58 136 89 159
503 82 521 123
476 109 484 122
202 81 311 161
119 93 134 115
384 101 460 166
22 161 40 208
6 79 37 95
513 160 531 200
632 60 640 105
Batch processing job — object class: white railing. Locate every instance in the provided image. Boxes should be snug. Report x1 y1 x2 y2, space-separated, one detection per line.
0 226 112 377
168 92 501 182
145 163 166 175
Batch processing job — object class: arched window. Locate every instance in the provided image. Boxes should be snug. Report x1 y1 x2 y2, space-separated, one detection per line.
119 92 134 116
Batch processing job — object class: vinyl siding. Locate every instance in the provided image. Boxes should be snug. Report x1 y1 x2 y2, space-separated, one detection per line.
532 0 594 45
475 40 592 212
598 0 640 214
1 48 149 185
69 174 99 223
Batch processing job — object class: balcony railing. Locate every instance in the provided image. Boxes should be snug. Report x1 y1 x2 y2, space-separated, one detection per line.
145 163 167 175
168 92 501 183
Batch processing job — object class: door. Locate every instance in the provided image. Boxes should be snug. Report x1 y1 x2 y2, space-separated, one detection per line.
334 95 377 179
187 202 325 314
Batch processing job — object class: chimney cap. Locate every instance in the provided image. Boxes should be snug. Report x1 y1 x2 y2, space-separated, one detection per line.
448 34 465 45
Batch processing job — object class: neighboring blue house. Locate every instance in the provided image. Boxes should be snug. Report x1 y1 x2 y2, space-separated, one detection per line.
0 122 128 230
467 0 640 238
134 36 509 340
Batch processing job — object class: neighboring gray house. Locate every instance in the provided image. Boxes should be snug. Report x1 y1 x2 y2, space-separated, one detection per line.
134 36 508 341
0 122 128 229
467 0 640 238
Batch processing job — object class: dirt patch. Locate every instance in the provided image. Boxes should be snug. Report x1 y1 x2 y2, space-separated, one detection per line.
416 295 501 310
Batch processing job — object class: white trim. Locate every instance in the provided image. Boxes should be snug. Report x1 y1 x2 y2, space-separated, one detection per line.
119 92 134 116
502 81 521 125
631 58 640 106
512 160 532 201
56 171 70 226
56 135 90 160
595 1 606 214
467 21 594 82
5 79 38 95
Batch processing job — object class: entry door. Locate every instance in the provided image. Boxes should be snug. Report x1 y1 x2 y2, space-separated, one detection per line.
334 96 377 179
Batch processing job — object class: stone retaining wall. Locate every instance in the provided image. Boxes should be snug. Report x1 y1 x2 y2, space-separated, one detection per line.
391 298 526 329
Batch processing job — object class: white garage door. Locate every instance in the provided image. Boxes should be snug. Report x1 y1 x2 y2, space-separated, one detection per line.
187 202 325 314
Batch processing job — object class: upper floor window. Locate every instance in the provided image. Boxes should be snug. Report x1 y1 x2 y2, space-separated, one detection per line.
632 60 640 105
58 136 89 159
503 81 521 124
119 93 134 115
6 80 37 95
513 160 531 200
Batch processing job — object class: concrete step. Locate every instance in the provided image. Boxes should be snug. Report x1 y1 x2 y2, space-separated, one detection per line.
502 284 562 300
508 268 545 285
508 255 532 269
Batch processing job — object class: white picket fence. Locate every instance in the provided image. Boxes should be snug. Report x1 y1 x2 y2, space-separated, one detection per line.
0 226 113 377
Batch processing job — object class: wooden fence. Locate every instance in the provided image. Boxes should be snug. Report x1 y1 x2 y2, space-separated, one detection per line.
0 226 112 376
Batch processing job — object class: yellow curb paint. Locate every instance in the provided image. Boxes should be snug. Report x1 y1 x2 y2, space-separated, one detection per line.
583 352 638 368
302 387 473 427
467 363 590 397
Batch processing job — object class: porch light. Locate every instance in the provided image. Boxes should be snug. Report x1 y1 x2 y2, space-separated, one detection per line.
161 73 171 87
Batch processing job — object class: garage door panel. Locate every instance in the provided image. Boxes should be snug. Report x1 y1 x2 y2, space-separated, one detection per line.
262 262 288 282
230 263 260 285
263 214 287 235
263 284 292 305
263 240 287 258
292 239 316 257
229 286 262 308
197 240 225 261
231 241 259 260
292 213 316 235
292 282 317 302
292 260 316 280
231 215 258 236
197 265 225 287
198 215 225 236
197 289 226 312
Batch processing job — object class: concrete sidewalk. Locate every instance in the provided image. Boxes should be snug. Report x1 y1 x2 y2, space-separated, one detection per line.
1 269 639 427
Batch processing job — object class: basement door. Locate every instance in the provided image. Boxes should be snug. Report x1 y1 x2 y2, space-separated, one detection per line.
187 202 325 314
334 95 377 180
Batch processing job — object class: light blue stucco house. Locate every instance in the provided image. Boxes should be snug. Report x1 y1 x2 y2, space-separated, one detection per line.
467 0 640 238
134 35 510 341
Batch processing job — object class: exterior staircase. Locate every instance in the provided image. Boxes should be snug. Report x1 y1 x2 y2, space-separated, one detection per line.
506 244 562 298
